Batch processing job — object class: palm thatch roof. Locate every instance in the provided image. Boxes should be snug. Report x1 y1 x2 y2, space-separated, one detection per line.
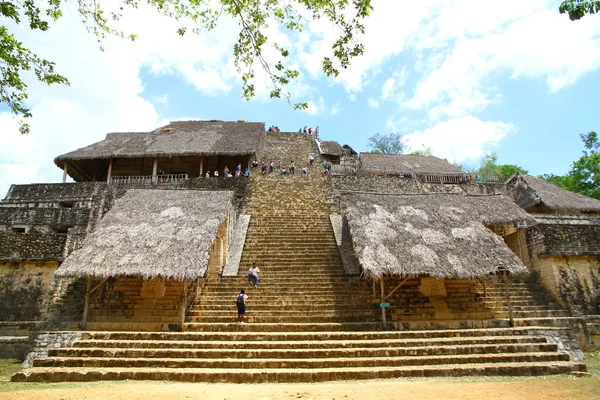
507 173 600 212
320 141 344 156
360 153 464 175
341 193 533 278
55 189 233 280
54 120 265 167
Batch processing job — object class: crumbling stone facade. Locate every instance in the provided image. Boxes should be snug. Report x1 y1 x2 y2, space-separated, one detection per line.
0 178 248 325
525 216 600 315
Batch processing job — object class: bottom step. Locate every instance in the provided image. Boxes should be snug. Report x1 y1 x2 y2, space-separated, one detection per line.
13 362 586 383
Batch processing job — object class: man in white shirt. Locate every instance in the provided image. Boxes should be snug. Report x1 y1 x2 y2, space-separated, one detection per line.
248 263 260 287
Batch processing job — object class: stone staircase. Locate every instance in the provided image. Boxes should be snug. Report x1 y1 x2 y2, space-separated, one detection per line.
12 327 586 382
12 133 588 382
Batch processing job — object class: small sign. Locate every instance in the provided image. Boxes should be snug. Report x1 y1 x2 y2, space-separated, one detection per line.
379 302 390 308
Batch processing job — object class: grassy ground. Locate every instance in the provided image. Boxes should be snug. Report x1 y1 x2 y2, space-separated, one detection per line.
0 353 599 399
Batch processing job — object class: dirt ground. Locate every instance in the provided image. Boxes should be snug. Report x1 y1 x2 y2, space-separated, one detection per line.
1 377 600 400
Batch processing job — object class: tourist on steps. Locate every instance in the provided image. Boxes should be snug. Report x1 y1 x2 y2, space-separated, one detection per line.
248 263 260 287
236 289 248 324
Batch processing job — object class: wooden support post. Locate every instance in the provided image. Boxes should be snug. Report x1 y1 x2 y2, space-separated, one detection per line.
199 157 204 177
106 159 113 184
179 282 188 332
372 278 376 298
62 163 68 183
503 270 514 327
81 278 92 330
152 158 158 185
380 277 387 330
384 276 409 301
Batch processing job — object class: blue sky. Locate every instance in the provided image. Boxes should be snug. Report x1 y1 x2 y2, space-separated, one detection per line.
1 0 600 197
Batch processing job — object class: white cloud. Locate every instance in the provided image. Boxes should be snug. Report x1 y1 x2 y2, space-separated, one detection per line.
381 78 396 100
404 5 600 119
304 96 326 116
367 98 380 108
403 116 516 163
330 103 341 116
152 94 169 106
297 2 438 92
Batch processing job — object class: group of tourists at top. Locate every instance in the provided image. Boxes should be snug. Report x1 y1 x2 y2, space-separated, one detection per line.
298 126 318 138
251 157 313 176
204 163 250 178
266 124 318 138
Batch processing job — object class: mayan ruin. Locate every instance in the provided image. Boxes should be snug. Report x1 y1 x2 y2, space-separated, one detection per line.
0 120 597 384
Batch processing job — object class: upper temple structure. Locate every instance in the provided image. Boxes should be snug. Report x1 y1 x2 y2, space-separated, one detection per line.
1 120 599 382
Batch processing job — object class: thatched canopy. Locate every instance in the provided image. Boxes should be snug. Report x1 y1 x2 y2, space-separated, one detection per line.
320 141 344 156
360 153 464 175
341 193 533 279
507 173 600 213
56 189 233 280
55 120 265 167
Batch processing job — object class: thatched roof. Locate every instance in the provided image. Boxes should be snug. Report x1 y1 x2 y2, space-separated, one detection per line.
55 189 233 280
360 153 464 175
341 193 533 279
320 141 344 156
54 120 265 167
507 173 600 212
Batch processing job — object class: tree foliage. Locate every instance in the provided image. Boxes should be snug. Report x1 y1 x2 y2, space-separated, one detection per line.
407 146 434 156
1 0 373 133
477 153 528 180
559 0 600 20
367 133 405 155
542 131 600 199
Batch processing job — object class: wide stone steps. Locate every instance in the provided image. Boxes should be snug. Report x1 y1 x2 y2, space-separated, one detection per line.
34 350 571 371
14 361 585 383
206 278 368 286
68 335 547 350
190 304 376 312
13 326 585 382
47 342 561 360
186 315 379 323
201 288 368 295
183 322 382 332
196 295 375 305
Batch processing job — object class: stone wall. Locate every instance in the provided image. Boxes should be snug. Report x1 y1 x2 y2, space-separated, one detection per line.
0 261 59 321
22 331 83 368
525 218 600 315
529 256 600 315
331 175 508 196
0 233 67 260
86 277 184 324
529 223 600 256
0 208 91 230
2 182 100 203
